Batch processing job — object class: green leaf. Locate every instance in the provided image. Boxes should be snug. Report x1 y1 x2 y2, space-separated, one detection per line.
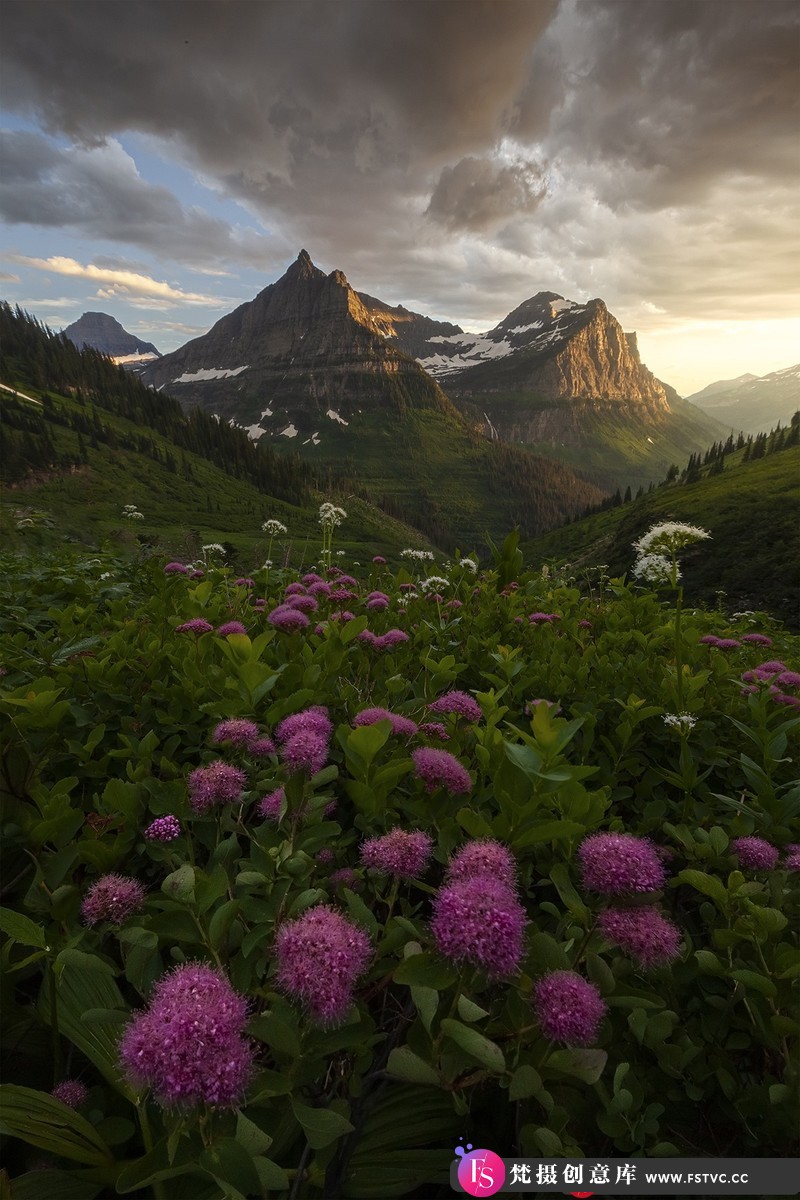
549 863 590 919
247 1012 300 1059
0 1085 113 1165
547 1047 607 1084
393 954 458 990
290 1099 354 1149
0 907 48 949
116 1134 203 1192
457 995 489 1023
695 949 725 976
200 1137 262 1199
8 1170 105 1199
235 1112 273 1157
730 969 777 998
509 1064 543 1101
455 807 494 839
39 962 132 1095
512 820 585 848
387 1046 441 1086
678 869 728 910
162 863 196 904
440 1019 505 1072
526 932 571 973
253 1156 290 1191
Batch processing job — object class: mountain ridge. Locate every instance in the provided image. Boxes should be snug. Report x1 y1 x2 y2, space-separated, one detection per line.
62 311 161 363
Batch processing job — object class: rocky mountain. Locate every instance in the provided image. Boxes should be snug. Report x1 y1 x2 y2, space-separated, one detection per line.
140 251 606 545
361 289 722 491
686 364 800 434
140 250 454 440
62 312 161 366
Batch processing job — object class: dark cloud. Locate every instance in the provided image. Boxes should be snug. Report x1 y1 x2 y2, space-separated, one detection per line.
427 156 547 232
0 0 797 345
0 131 284 270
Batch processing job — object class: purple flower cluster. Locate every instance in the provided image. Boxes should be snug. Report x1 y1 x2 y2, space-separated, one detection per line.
599 907 682 968
52 1080 89 1109
528 612 560 624
268 604 311 632
418 721 449 740
784 844 800 872
81 874 146 925
446 839 517 889
431 876 526 978
740 633 773 646
699 635 741 650
307 580 332 597
731 836 779 870
533 971 606 1045
358 629 410 650
212 718 260 747
119 964 254 1108
164 561 190 575
354 706 418 738
372 555 387 564
275 906 372 1024
284 582 307 596
411 747 471 795
285 593 318 613
217 621 247 637
188 761 247 813
578 833 666 894
247 736 276 757
365 590 390 611
360 828 433 878
427 690 482 722
276 706 333 776
234 577 255 588
175 617 214 635
144 815 181 843
259 787 285 821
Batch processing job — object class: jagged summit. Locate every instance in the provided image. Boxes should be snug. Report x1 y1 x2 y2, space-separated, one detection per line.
139 250 453 439
62 311 161 362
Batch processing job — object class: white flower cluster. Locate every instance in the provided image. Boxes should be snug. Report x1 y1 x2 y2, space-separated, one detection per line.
400 549 435 562
663 713 697 731
122 504 144 520
455 557 478 574
262 519 288 536
202 543 226 555
631 554 677 586
419 575 450 593
319 502 347 527
633 521 711 557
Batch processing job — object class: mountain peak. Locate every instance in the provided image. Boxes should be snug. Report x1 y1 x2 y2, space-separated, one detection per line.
63 311 160 360
284 248 324 282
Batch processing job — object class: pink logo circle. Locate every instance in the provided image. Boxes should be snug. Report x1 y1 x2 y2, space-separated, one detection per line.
457 1148 506 1196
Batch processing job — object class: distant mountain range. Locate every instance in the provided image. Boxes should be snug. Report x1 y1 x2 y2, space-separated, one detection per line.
686 365 800 434
136 250 725 491
62 311 161 367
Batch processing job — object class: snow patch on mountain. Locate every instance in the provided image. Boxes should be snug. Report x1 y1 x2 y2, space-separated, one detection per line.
173 366 249 383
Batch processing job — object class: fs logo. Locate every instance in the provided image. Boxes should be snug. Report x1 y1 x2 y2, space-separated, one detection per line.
455 1144 506 1197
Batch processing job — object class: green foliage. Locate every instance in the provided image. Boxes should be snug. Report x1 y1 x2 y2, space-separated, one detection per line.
0 544 798 1196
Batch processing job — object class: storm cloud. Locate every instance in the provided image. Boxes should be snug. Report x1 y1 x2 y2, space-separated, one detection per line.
0 0 797 387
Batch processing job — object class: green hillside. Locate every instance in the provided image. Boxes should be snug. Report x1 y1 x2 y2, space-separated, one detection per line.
520 432 800 628
0 307 438 566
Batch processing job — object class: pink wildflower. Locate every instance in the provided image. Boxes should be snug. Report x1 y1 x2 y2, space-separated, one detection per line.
175 617 213 634
578 833 666 894
144 815 181 843
275 906 372 1025
268 605 310 632
412 747 471 795
81 874 145 925
51 1081 88 1109
431 877 526 978
259 788 285 821
188 761 247 813
360 829 434 878
212 718 260 747
446 839 517 889
354 707 418 738
217 621 247 637
533 971 606 1045
731 837 779 870
599 907 682 968
428 690 482 722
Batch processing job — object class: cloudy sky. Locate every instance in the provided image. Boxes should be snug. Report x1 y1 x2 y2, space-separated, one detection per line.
1 0 797 394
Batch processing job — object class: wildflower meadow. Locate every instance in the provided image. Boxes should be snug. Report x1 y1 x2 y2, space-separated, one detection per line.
0 516 798 1198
